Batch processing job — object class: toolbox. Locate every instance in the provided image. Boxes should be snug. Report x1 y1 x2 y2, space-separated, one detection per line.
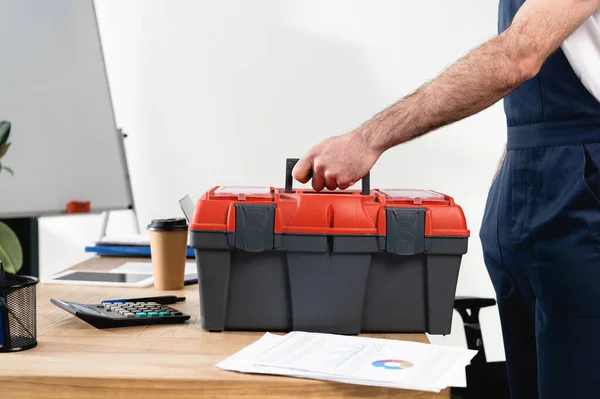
189 159 469 335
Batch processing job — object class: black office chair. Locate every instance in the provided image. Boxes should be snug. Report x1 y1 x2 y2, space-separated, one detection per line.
450 297 510 399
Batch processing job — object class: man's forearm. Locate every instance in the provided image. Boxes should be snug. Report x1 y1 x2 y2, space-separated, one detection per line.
354 0 600 153
358 31 535 152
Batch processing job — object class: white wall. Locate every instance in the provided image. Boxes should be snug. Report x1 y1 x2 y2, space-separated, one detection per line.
40 0 507 361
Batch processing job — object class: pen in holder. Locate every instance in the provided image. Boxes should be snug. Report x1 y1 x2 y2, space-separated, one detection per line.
0 261 39 352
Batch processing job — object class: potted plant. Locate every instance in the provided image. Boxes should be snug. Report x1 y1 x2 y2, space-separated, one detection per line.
0 121 23 274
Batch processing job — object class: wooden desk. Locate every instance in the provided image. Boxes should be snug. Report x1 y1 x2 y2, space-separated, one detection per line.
0 257 450 399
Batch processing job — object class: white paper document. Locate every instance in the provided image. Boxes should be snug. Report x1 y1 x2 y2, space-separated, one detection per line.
216 331 476 393
97 233 151 246
216 333 430 391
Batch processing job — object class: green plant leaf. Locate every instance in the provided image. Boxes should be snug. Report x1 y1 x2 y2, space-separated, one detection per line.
0 221 23 274
0 121 10 148
0 142 10 159
1 166 13 176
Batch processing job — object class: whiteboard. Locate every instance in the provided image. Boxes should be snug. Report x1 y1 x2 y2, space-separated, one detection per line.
0 0 133 218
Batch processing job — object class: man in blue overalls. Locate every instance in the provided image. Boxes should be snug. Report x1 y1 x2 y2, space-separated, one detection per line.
293 1 600 398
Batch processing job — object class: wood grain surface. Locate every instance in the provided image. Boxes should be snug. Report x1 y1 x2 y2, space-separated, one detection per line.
0 257 450 399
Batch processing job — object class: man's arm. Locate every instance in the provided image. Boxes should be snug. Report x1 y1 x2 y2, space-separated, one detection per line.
359 0 600 153
293 0 600 190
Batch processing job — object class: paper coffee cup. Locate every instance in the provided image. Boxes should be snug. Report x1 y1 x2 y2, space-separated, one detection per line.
147 218 188 290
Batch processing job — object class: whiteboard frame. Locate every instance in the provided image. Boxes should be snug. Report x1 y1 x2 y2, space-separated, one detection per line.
0 1 136 220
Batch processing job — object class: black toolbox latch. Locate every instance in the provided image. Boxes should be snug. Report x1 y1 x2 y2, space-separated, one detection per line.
386 208 426 255
235 204 276 252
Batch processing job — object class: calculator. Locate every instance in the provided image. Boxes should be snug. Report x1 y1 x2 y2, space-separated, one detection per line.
50 298 191 329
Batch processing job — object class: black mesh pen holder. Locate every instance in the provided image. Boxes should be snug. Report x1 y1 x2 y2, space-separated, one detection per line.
0 262 39 352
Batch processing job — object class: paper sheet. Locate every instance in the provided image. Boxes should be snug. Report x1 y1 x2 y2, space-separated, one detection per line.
216 332 476 392
98 234 151 246
216 333 441 392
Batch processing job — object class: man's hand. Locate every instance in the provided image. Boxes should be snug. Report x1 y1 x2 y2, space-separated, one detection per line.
292 131 381 191
293 0 600 190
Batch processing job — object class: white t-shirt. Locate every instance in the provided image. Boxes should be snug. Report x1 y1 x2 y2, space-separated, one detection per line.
562 11 600 103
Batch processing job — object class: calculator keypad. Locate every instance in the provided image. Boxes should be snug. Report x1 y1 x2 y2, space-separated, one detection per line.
97 302 182 319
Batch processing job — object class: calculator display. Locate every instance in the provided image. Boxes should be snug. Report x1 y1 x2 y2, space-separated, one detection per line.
54 271 150 283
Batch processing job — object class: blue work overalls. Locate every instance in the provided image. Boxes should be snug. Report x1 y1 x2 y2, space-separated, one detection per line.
479 1 600 398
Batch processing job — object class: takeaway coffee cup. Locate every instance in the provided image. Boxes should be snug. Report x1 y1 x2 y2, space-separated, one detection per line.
147 218 188 290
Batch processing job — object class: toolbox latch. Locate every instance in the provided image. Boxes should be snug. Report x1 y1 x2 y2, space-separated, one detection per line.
386 208 426 255
235 204 276 252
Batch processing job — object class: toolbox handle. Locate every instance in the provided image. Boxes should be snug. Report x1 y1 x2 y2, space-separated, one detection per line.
285 158 370 195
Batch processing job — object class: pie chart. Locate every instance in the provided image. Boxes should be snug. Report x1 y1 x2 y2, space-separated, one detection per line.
371 359 413 370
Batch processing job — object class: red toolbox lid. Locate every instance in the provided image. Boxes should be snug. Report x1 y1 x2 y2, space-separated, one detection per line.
190 160 469 238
